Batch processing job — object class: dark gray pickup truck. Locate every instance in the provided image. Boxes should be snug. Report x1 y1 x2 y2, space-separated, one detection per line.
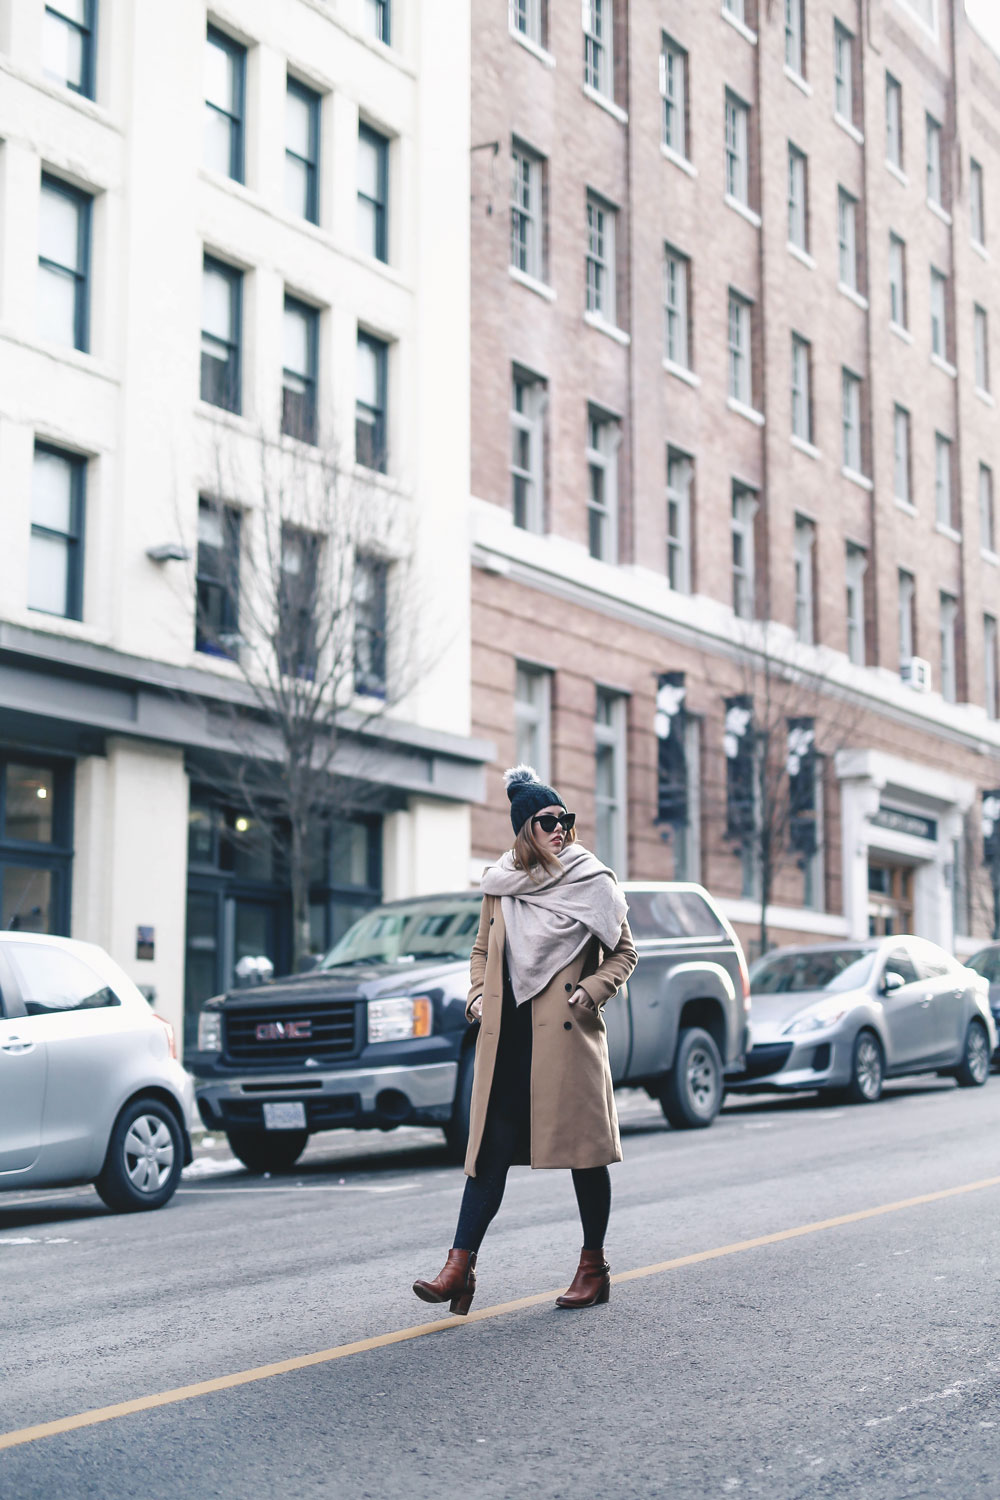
187 882 750 1171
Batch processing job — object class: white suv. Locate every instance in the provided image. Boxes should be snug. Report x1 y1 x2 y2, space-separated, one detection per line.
0 933 194 1211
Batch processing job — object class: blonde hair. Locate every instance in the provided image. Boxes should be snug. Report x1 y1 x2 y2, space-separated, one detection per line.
511 816 577 881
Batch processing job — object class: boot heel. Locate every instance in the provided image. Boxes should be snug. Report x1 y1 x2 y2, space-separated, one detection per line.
596 1280 611 1304
450 1291 474 1316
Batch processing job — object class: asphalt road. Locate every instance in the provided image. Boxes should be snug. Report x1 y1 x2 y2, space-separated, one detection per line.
2 1079 1000 1500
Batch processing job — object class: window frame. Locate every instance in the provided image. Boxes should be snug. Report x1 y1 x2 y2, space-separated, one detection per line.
893 404 911 504
586 407 619 565
365 0 391 45
38 174 92 354
785 0 805 78
925 113 943 207
837 187 858 292
281 295 320 445
663 244 690 369
934 432 953 529
43 0 97 99
898 569 915 666
666 447 693 594
205 25 246 184
731 482 758 621
585 191 616 324
793 514 816 646
787 143 808 251
660 33 688 158
841 368 863 475
28 442 86 622
939 592 958 703
514 663 553 782
980 463 995 553
791 333 812 443
583 0 613 100
724 90 750 207
511 143 543 281
594 686 628 875
888 233 907 328
195 497 242 659
727 289 752 408
845 543 867 666
285 76 321 225
200 255 243 414
833 21 854 123
885 73 903 171
975 304 990 394
355 330 389 473
971 158 986 248
986 615 999 720
510 367 546 534
929 267 947 359
510 0 542 47
353 554 389 699
357 122 390 265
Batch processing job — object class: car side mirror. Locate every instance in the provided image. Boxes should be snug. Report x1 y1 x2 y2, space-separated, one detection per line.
297 953 320 973
882 971 905 994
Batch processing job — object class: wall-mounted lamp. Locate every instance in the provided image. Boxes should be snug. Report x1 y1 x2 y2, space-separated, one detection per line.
146 542 192 563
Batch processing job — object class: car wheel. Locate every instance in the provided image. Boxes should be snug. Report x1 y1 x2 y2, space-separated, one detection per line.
660 1027 723 1129
846 1030 884 1104
95 1097 184 1213
443 1048 475 1164
955 1019 990 1088
225 1128 309 1174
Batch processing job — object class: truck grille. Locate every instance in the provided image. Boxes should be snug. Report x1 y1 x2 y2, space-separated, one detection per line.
223 1002 359 1065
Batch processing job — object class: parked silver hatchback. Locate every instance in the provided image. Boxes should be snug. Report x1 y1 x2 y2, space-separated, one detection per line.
0 933 194 1211
727 937 996 1103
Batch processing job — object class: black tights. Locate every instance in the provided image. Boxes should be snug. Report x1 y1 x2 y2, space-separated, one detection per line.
453 1104 611 1255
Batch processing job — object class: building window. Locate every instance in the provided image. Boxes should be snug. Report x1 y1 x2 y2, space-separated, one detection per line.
788 144 808 251
841 368 862 474
354 555 388 697
728 289 752 408
837 188 858 291
595 687 627 874
785 0 804 77
793 515 815 645
286 78 320 224
724 91 750 207
282 297 319 444
38 176 91 352
0 759 73 936
356 332 388 472
585 193 616 323
971 158 986 247
510 368 546 533
975 305 990 394
278 526 320 680
660 35 688 158
940 594 957 703
510 0 542 46
663 245 690 369
930 268 947 358
833 22 854 122
898 570 915 666
934 433 953 529
666 448 693 594
583 0 613 99
846 544 867 666
364 0 391 45
43 0 97 98
357 124 389 263
723 0 747 20
791 334 812 444
195 499 241 658
732 482 757 620
511 144 543 281
888 234 906 328
893 404 911 503
885 73 903 170
515 664 552 781
28 444 85 621
204 26 245 182
586 409 618 564
200 256 242 413
986 616 999 720
980 463 995 552
926 114 943 207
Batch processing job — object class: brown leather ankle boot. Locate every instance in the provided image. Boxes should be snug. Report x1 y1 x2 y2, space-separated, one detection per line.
555 1248 611 1308
412 1249 477 1316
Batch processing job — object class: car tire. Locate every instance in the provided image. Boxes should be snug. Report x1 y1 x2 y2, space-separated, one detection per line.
955 1019 991 1088
225 1128 309 1174
443 1048 475 1164
95 1096 185 1213
845 1029 884 1104
660 1027 724 1129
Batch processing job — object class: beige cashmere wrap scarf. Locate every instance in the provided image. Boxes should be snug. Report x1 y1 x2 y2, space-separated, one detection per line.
480 843 628 1005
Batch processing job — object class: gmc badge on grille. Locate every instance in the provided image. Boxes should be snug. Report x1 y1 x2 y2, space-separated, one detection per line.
255 1020 312 1041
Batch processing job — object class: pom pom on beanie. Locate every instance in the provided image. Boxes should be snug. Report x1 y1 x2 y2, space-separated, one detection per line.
504 764 564 834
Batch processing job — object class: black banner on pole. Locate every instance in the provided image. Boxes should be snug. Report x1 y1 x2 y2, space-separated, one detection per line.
787 716 817 856
655 672 687 824
724 694 754 839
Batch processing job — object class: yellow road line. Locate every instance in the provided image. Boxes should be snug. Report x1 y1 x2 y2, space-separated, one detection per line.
3 1172 999 1454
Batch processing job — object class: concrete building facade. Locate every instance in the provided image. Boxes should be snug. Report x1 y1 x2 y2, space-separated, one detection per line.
0 0 487 1049
470 0 1000 956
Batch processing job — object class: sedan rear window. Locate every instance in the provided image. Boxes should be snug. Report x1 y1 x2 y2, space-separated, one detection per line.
750 948 877 994
625 890 727 942
4 944 120 1015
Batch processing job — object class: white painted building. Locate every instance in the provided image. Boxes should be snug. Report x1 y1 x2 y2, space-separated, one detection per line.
0 0 488 1051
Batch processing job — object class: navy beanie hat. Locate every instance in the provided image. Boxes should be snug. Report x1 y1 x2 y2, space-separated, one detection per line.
504 764 564 834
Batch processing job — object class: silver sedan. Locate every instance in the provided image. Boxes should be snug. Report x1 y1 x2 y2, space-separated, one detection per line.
727 937 996 1103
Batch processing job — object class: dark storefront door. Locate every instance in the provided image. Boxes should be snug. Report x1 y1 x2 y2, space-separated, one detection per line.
231 895 279 975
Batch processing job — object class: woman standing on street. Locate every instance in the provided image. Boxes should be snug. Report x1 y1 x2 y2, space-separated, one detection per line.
413 765 637 1317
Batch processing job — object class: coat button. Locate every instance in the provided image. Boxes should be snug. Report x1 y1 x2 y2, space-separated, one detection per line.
489 918 494 925
564 1020 572 1031
564 983 572 993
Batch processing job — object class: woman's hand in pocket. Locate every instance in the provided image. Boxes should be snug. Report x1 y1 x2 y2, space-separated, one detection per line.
567 987 593 1011
468 994 483 1021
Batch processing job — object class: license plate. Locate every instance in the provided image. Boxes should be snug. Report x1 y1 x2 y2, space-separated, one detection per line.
263 1101 307 1130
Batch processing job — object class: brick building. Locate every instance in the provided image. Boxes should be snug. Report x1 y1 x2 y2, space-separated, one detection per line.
469 0 1000 956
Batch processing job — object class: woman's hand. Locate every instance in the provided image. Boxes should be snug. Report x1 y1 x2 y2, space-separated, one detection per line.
469 995 483 1021
567 987 590 1009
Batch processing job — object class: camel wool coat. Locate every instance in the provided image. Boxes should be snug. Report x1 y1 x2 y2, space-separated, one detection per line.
463 893 638 1176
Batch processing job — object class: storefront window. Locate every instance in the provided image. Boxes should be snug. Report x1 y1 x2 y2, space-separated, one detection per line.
5 765 55 843
1 867 54 932
0 759 71 934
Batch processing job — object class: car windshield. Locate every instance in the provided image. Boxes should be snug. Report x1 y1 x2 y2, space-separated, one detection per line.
750 948 877 994
965 948 1000 982
319 897 481 968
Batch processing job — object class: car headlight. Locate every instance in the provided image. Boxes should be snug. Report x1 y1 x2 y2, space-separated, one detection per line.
784 1008 847 1036
368 996 432 1044
198 1009 223 1052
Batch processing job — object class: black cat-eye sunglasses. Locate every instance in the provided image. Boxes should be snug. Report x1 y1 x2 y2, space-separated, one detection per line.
531 812 576 834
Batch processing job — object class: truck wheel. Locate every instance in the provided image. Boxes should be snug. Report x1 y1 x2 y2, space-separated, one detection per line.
660 1027 723 1129
955 1019 990 1088
443 1049 474 1164
225 1128 308 1174
95 1096 184 1213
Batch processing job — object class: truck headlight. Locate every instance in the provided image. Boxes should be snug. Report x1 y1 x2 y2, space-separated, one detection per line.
368 996 432 1044
198 1010 223 1052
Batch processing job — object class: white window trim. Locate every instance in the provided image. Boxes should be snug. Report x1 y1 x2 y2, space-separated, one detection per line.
661 143 698 178
793 518 816 646
660 36 687 161
934 433 953 529
890 321 914 345
930 353 958 379
509 264 557 302
838 283 869 311
663 358 701 388
582 82 629 124
940 594 958 704
846 545 868 667
666 449 693 594
935 522 962 543
515 662 553 780
834 113 864 145
791 335 811 444
585 191 617 325
725 194 762 229
728 397 766 427
510 371 547 534
787 242 817 270
731 484 758 620
511 145 543 283
972 239 990 263
510 28 557 67
594 688 628 876
895 496 917 517
586 412 621 566
927 198 952 227
721 5 758 45
976 387 996 409
664 245 690 371
791 434 822 461
583 310 631 346
886 160 909 187
784 65 812 96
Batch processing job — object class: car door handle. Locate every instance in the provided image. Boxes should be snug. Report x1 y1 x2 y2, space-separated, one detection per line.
919 994 933 1006
1 1037 35 1054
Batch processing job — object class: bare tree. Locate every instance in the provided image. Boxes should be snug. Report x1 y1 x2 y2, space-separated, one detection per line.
179 430 442 972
